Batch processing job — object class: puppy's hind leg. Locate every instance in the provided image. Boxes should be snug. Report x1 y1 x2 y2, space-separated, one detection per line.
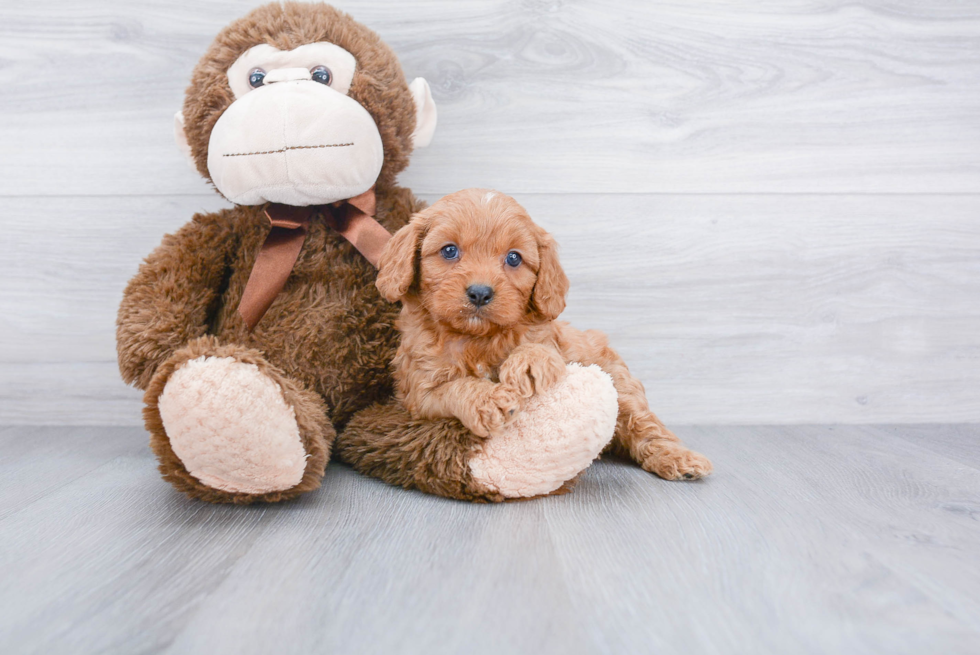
567 329 712 480
609 373 712 480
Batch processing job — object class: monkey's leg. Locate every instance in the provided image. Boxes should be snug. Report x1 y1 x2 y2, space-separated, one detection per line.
143 336 333 504
335 401 497 501
336 363 618 500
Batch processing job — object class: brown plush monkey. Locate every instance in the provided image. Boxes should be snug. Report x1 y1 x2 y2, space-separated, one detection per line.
117 2 622 504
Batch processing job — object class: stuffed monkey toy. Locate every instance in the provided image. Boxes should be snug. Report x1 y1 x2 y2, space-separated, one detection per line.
117 2 620 503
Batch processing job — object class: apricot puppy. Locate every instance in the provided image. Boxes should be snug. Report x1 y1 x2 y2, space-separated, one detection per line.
376 189 712 481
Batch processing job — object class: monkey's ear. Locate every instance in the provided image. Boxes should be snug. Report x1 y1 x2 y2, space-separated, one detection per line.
409 78 437 148
173 111 197 170
531 230 570 321
376 214 427 302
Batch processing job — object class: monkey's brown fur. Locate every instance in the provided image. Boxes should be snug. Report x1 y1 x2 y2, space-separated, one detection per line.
117 2 505 503
376 189 713 480
118 3 697 503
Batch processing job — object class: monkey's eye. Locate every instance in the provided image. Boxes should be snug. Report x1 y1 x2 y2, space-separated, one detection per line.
440 244 459 261
248 68 266 88
310 65 333 85
505 251 523 267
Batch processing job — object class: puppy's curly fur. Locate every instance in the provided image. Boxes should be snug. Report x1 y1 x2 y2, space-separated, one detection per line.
376 189 712 481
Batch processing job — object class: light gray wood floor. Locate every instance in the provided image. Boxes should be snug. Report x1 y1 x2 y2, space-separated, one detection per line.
1 424 978 654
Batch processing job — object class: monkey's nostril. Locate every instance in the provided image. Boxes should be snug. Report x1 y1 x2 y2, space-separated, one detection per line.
466 285 494 307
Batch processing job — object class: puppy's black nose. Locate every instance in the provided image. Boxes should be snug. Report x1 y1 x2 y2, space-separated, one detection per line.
466 285 494 307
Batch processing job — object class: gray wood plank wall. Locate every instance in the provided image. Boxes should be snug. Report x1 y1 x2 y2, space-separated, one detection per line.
1 1 978 425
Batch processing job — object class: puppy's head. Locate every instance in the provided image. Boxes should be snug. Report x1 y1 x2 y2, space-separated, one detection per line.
377 189 569 335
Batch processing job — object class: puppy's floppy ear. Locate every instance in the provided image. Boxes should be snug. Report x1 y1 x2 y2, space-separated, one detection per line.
376 212 427 302
530 228 569 321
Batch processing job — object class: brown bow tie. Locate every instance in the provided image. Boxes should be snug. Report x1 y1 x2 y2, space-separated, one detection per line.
237 187 392 331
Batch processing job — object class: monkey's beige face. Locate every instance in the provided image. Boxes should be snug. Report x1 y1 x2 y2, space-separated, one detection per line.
206 43 381 206
176 42 437 207
418 192 542 336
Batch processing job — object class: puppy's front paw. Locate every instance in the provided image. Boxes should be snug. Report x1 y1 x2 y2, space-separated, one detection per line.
499 345 567 398
491 384 523 422
643 444 713 481
464 386 522 437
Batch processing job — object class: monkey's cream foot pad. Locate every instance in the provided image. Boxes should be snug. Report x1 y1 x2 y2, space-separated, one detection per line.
158 356 308 494
469 363 618 498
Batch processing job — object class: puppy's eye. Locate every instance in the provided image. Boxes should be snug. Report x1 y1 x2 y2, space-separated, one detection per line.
440 244 459 261
310 65 332 85
248 68 266 88
505 251 522 267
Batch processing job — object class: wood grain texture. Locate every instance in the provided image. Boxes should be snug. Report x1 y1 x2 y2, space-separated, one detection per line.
0 1 978 196
0 426 140 520
2 193 978 425
1 424 978 654
0 1 977 424
883 423 980 469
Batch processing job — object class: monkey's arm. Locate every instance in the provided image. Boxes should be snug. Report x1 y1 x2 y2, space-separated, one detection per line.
116 212 236 390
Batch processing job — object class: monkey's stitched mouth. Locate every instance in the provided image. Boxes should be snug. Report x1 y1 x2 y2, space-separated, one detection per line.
222 142 354 157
